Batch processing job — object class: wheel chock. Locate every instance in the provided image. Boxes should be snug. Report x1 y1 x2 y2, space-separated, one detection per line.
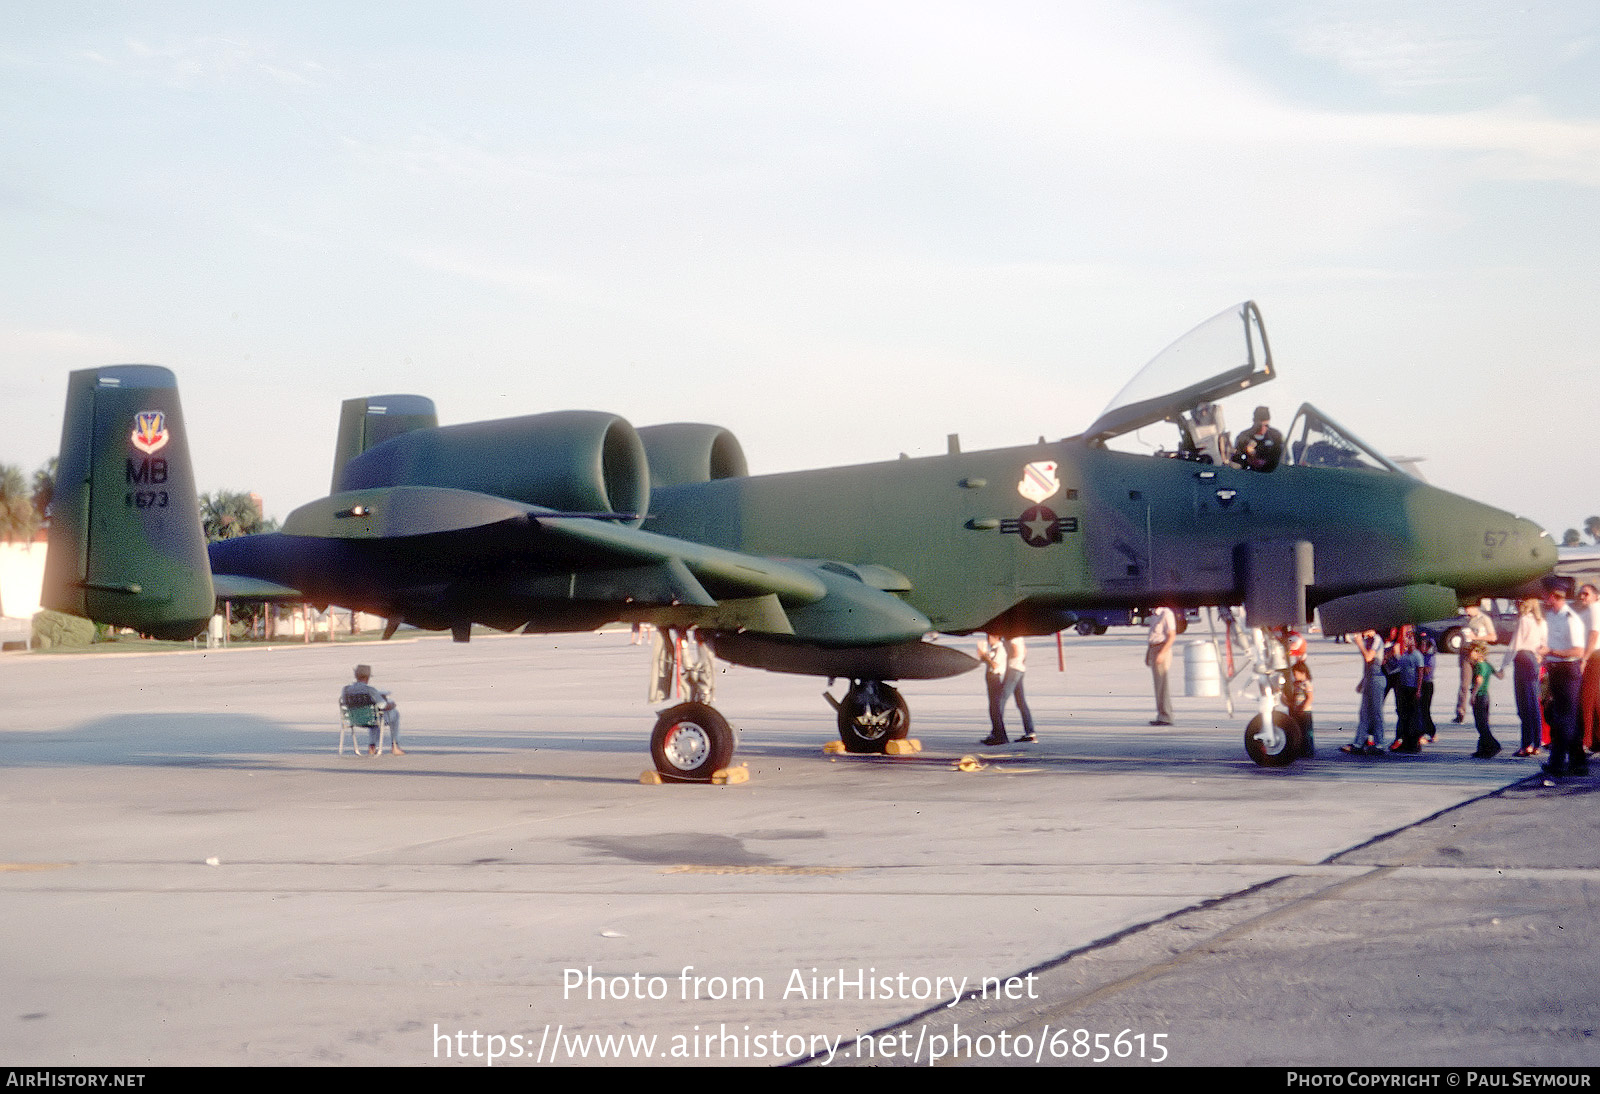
641 765 749 785
955 755 984 772
822 740 847 754
885 738 922 755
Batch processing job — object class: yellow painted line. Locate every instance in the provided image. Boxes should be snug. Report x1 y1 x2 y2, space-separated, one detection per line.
0 863 71 872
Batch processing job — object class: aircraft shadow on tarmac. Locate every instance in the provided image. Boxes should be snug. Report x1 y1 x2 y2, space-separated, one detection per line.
1 710 1543 797
0 712 640 771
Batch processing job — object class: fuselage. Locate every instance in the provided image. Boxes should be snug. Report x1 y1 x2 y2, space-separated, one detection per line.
209 434 1553 640
645 439 1554 634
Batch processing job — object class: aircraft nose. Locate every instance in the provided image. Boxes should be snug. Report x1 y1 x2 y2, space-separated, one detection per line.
1519 516 1559 578
1479 512 1556 595
1405 486 1556 597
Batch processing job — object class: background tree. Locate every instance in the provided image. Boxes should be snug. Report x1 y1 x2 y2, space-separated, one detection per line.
1563 528 1582 547
1586 515 1600 546
0 463 39 542
31 457 56 527
200 490 280 638
200 490 278 541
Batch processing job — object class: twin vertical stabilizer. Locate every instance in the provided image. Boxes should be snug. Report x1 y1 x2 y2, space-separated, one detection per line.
42 366 214 640
329 394 438 493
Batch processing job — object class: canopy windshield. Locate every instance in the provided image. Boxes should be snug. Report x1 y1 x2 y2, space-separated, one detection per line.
1283 404 1403 474
1084 301 1273 443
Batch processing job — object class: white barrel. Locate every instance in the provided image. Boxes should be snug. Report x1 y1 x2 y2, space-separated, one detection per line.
1183 639 1220 697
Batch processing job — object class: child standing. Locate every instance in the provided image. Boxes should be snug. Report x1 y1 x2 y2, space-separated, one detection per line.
1289 659 1314 759
1469 644 1501 759
1417 630 1438 743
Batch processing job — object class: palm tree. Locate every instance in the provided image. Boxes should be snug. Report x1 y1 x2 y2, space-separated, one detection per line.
1586 515 1600 546
31 458 56 526
1563 528 1582 547
199 490 281 639
200 491 275 541
0 464 38 542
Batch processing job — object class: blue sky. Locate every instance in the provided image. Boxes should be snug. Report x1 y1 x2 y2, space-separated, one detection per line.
6 1 1599 536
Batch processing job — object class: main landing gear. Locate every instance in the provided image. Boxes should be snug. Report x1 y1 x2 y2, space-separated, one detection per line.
825 679 910 754
647 627 740 781
650 702 736 781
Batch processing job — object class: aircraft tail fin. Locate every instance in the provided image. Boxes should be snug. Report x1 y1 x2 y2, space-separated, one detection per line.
42 366 215 640
330 394 437 493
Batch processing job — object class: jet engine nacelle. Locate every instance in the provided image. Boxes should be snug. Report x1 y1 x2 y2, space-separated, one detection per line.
338 410 650 522
1315 583 1461 637
637 423 749 488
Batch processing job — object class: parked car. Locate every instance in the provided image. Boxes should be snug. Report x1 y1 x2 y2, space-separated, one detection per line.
1057 606 1200 637
1058 608 1132 636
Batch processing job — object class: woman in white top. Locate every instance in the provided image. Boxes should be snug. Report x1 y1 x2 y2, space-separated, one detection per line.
1500 597 1548 756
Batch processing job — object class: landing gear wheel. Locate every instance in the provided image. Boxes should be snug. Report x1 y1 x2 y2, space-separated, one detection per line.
651 702 735 781
1440 627 1463 655
1075 619 1096 636
836 681 910 754
1244 710 1304 768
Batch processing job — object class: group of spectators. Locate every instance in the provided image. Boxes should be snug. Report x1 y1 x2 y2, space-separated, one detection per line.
1495 582 1598 777
1342 625 1440 756
1340 582 1598 776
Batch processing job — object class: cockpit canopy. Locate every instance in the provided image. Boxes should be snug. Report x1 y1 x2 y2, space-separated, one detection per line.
1079 300 1406 476
1281 404 1404 474
1084 301 1273 444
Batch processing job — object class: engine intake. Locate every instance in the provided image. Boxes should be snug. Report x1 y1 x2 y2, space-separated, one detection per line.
637 423 748 488
338 410 649 522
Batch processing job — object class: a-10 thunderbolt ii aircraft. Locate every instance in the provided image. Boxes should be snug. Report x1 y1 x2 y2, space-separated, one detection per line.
43 302 1554 777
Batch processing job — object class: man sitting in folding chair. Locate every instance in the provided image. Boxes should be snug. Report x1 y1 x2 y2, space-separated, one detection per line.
339 664 404 756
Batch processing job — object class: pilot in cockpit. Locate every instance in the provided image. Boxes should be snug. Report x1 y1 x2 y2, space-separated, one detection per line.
1232 406 1284 473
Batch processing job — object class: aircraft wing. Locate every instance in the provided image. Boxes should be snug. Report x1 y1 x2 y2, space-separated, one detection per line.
258 485 940 652
279 485 828 607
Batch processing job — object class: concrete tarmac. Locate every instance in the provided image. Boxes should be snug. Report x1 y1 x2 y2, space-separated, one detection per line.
1 630 1593 1067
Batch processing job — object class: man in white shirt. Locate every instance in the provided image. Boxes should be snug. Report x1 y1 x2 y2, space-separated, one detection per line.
1145 605 1177 726
1577 584 1600 755
1542 584 1588 776
1453 602 1497 723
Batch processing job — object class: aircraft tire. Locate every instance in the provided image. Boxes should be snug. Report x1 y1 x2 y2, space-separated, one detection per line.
651 702 735 781
836 683 910 754
1440 627 1463 655
1244 710 1303 768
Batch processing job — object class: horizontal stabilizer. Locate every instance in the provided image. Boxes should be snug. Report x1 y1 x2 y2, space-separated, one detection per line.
211 574 305 601
282 486 533 539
